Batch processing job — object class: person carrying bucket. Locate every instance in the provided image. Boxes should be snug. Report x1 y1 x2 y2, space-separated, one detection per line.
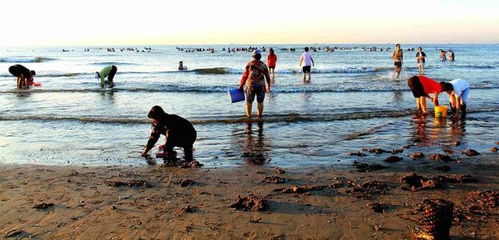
441 79 470 119
95 65 117 88
407 75 443 114
238 49 272 118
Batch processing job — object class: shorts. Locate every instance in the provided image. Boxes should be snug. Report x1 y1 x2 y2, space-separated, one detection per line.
302 66 311 73
268 66 275 70
394 61 402 68
246 85 265 103
460 88 470 102
407 76 426 98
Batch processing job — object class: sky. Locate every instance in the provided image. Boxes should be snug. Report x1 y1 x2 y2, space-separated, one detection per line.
1 0 498 46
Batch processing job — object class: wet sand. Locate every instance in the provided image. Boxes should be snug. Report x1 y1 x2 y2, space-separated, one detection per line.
0 156 498 239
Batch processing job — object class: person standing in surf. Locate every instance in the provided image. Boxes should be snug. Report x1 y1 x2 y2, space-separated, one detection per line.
8 64 36 89
441 79 470 119
416 47 427 75
299 47 315 82
392 44 403 79
95 65 117 88
439 49 447 61
239 50 272 118
407 75 443 114
267 48 277 82
448 50 455 61
141 105 197 161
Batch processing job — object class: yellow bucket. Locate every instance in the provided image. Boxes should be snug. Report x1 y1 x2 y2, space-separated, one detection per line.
434 106 448 118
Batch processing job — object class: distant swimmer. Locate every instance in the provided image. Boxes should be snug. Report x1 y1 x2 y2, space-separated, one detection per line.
141 105 197 161
299 47 315 82
442 79 470 119
266 48 277 82
8 64 36 89
416 47 427 75
407 75 443 114
178 61 187 71
439 49 447 61
391 44 403 79
239 50 272 118
95 65 117 88
448 50 455 61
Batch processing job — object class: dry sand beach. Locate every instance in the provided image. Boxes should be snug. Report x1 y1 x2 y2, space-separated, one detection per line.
1 152 497 240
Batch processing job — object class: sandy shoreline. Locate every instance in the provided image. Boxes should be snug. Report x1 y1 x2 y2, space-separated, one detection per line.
0 156 498 239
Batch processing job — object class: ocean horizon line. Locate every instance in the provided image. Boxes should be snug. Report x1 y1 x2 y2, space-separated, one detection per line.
2 42 499 48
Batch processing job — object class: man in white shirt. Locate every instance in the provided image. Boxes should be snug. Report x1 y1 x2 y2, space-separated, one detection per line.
299 47 315 82
442 79 470 119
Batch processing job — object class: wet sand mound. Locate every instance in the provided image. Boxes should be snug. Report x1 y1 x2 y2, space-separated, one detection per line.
346 180 389 199
230 194 267 211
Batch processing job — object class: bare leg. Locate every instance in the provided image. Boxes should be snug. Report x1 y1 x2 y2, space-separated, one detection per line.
307 72 312 82
257 102 264 117
303 73 306 82
420 97 427 113
245 103 252 118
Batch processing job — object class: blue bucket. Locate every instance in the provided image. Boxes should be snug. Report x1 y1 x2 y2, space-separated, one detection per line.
228 88 245 103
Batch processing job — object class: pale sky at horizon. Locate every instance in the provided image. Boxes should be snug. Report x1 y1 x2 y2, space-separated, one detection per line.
1 0 498 46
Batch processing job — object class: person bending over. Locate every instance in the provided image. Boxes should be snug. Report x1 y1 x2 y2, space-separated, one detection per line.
441 79 470 119
238 50 271 118
407 75 443 114
141 106 197 160
95 65 117 88
9 64 36 89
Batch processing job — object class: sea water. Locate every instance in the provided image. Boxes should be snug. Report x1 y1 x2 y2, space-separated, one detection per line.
0 44 497 167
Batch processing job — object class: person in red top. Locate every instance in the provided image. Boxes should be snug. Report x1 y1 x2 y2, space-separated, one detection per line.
266 48 277 82
238 50 271 118
407 75 443 113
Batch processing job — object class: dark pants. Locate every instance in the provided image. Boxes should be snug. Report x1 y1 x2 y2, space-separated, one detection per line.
408 76 426 98
108 65 117 82
164 131 196 160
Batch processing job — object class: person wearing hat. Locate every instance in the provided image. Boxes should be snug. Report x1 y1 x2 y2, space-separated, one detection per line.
95 65 117 88
238 49 272 118
141 105 197 160
9 64 36 89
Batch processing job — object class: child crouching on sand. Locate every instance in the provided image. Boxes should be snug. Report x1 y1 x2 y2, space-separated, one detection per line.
141 106 197 161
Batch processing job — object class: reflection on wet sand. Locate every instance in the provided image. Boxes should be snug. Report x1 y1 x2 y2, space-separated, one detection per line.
239 121 270 165
410 113 465 150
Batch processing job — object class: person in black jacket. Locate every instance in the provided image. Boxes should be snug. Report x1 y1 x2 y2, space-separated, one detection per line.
141 106 197 160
